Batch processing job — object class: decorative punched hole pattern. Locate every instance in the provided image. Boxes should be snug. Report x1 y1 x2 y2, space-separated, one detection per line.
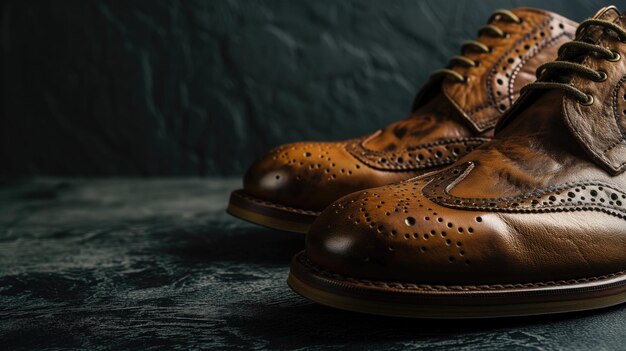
405 217 416 226
270 142 366 183
330 180 485 266
478 17 574 123
345 138 488 171
423 162 626 221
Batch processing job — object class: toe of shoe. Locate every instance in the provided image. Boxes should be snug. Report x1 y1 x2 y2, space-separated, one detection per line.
306 163 626 287
305 180 515 285
243 142 307 208
243 140 397 211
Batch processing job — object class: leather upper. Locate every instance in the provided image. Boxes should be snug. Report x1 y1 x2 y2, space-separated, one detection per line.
418 8 579 132
243 8 577 212
306 7 626 285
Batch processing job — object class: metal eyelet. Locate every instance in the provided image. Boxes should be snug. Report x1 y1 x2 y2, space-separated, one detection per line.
580 94 594 106
474 60 481 67
463 76 471 84
594 70 608 82
608 51 621 62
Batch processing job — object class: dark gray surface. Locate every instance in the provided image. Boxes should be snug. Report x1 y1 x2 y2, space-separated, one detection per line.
0 0 617 177
1 178 626 350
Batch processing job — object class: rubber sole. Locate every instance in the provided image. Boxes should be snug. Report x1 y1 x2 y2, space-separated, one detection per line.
227 190 320 234
288 251 626 319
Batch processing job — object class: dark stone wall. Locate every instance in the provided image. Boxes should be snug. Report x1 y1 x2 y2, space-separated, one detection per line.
0 0 615 176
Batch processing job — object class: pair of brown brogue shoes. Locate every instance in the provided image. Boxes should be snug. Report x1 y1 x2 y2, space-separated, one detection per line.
228 6 626 318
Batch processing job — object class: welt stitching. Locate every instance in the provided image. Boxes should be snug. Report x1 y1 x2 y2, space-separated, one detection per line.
297 253 626 292
234 192 320 216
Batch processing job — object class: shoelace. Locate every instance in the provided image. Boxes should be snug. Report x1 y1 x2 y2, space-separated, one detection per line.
521 19 626 105
431 9 522 83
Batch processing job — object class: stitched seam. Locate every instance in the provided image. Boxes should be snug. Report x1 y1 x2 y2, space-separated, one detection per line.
484 17 554 113
422 163 626 219
233 191 321 216
347 137 489 171
474 31 573 129
297 253 626 291
356 137 488 154
603 141 622 154
473 17 554 114
562 95 620 173
607 74 626 161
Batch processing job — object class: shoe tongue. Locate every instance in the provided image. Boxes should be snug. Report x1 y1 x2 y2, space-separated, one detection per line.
591 6 621 22
496 90 565 139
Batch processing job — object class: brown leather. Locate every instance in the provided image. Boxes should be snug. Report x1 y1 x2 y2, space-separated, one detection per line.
243 8 577 212
305 6 626 286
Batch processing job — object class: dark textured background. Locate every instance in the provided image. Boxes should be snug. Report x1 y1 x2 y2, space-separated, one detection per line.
4 2 626 350
0 0 618 177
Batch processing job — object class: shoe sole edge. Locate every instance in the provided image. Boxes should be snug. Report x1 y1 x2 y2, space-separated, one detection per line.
288 251 626 319
227 190 319 234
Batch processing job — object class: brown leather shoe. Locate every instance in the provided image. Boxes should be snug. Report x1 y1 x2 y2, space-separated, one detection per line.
288 6 626 318
228 8 578 233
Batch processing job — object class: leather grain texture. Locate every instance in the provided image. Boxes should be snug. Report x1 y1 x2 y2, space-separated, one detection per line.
303 7 626 290
0 0 616 176
237 8 576 215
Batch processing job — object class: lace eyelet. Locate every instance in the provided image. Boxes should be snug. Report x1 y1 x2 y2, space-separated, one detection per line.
474 60 481 67
463 76 471 83
608 51 621 62
580 94 594 106
503 32 510 38
594 70 608 82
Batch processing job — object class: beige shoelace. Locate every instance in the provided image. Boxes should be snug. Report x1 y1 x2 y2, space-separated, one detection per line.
521 19 626 105
431 9 522 83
